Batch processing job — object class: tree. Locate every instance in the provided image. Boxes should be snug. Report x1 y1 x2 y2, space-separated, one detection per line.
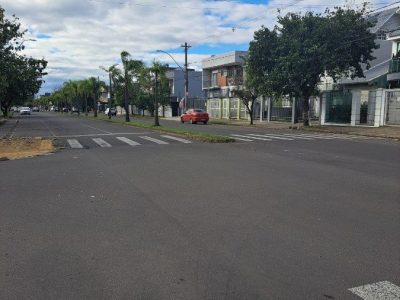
0 6 47 117
144 61 168 126
232 88 258 125
120 51 144 122
247 6 377 126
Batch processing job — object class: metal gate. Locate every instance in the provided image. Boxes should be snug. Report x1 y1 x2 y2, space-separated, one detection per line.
325 91 352 124
385 90 400 124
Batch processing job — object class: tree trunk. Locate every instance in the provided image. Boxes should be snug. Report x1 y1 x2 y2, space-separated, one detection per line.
154 72 160 126
124 71 130 122
302 96 310 126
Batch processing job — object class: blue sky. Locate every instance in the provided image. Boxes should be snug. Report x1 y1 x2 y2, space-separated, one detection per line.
1 0 394 94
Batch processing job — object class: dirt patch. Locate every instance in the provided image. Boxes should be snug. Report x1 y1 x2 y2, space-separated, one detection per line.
0 137 55 160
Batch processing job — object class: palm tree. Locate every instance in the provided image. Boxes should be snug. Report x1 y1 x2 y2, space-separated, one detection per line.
149 61 168 126
100 64 119 119
120 51 144 122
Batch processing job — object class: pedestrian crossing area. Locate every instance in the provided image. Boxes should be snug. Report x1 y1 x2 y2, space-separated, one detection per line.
231 132 371 142
66 135 192 149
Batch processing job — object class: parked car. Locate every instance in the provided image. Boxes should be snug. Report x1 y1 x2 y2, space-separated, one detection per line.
71 107 79 113
62 107 69 112
19 107 31 115
180 109 209 124
32 107 40 112
105 108 117 116
54 107 60 112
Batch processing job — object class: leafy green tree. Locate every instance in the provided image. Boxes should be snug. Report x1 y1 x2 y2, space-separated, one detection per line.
0 6 47 117
247 6 377 126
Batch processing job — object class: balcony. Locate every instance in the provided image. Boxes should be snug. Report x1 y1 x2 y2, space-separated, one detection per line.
388 59 400 81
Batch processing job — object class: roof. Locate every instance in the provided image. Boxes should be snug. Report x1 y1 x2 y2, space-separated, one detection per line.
338 59 390 85
368 7 400 33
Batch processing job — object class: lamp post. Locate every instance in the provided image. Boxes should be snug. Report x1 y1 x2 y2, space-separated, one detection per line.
18 38 37 49
156 49 188 114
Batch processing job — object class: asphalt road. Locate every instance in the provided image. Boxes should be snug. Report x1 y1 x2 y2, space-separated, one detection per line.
1 112 399 299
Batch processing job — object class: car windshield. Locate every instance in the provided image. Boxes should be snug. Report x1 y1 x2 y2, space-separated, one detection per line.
193 109 204 113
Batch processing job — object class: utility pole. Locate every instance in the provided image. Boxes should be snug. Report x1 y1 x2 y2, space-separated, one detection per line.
181 42 191 112
154 70 160 126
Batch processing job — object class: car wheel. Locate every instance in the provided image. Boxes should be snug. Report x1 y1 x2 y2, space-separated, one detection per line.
180 118 184 123
203 121 207 125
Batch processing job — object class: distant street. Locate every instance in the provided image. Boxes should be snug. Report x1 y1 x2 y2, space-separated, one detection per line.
0 112 399 299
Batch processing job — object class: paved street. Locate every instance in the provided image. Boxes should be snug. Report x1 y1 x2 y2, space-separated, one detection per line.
1 112 399 299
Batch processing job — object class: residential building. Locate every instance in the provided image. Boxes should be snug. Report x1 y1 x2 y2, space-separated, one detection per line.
165 67 204 116
320 7 400 126
202 51 250 119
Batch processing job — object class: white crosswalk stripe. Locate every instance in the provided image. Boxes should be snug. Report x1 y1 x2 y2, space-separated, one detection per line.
232 136 254 142
67 139 83 149
278 133 314 140
231 134 272 141
92 138 112 148
248 133 294 141
116 137 141 146
231 132 368 142
161 135 192 144
139 136 169 144
349 281 400 300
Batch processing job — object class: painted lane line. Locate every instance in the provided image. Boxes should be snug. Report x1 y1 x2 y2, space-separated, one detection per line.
161 135 192 144
116 137 141 146
349 281 400 300
231 134 272 141
67 139 84 149
92 138 112 148
139 136 169 145
232 136 254 142
249 133 294 141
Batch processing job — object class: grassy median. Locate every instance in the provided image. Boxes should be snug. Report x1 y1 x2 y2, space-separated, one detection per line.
71 114 235 143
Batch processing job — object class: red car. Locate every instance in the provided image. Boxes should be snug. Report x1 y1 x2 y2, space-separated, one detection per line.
180 109 209 124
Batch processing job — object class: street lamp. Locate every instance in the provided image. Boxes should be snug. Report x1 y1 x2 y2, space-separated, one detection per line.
18 38 37 49
156 49 188 113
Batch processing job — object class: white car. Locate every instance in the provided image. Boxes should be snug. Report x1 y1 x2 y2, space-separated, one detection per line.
19 107 31 115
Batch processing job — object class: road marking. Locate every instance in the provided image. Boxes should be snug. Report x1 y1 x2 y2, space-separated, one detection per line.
279 133 314 140
232 136 254 142
92 138 112 147
139 136 169 144
67 139 84 149
160 135 192 144
288 133 337 139
54 132 151 138
116 137 141 146
249 133 294 141
349 281 400 300
82 124 112 134
231 134 272 141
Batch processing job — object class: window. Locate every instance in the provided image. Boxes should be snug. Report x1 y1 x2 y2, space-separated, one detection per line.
376 30 386 40
211 72 218 87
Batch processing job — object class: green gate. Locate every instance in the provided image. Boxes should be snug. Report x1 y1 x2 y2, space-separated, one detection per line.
325 91 352 124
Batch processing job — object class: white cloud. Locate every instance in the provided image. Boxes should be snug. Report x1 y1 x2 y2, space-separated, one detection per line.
1 0 394 93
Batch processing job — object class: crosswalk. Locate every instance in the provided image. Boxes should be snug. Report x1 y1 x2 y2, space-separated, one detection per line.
66 135 192 149
231 132 371 142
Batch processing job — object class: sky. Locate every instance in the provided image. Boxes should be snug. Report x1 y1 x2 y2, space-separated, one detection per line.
1 0 396 94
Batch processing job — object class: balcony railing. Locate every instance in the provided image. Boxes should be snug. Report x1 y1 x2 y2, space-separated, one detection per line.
389 58 400 73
